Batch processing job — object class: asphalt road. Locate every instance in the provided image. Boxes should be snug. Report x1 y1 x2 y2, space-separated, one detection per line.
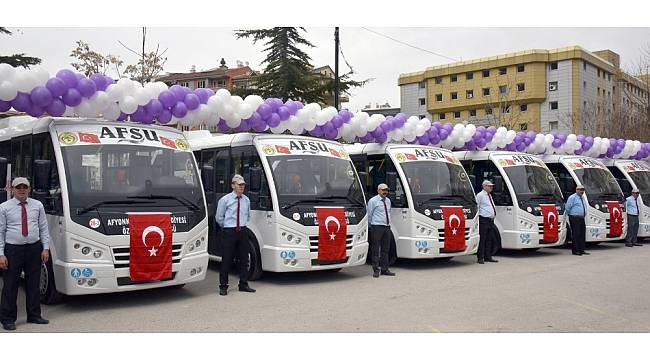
4 240 650 332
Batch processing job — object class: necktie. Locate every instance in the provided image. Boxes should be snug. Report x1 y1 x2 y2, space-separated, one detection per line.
488 193 496 217
236 196 241 232
581 196 586 217
20 202 28 237
635 198 638 215
382 198 389 225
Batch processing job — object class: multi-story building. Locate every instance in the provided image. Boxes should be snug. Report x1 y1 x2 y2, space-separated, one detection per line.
399 46 649 137
157 58 258 93
312 65 350 107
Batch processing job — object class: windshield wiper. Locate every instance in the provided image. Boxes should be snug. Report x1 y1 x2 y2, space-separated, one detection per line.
76 200 155 215
282 198 332 210
128 194 200 211
418 195 472 206
316 195 365 207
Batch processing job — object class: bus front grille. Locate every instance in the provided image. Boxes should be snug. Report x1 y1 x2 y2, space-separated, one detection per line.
308 235 354 253
111 244 183 269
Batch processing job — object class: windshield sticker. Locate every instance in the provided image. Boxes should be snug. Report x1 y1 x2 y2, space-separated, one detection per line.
89 218 100 229
257 138 349 159
391 148 458 164
495 154 544 167
567 158 605 169
56 124 191 152
622 162 650 172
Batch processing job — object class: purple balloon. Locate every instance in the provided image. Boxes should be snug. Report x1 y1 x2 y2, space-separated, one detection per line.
56 69 79 88
30 86 53 107
324 127 338 140
217 119 230 132
376 132 388 144
27 104 44 117
184 93 200 111
284 101 298 115
371 127 384 139
439 129 449 140
194 88 211 104
417 134 430 145
267 113 281 127
46 77 67 98
62 88 82 107
74 73 85 81
104 75 115 86
360 134 373 143
552 139 562 148
141 111 155 125
585 136 594 145
11 93 32 112
45 98 66 116
252 119 266 132
116 112 128 121
131 106 146 122
310 125 324 137
331 115 344 129
169 85 186 102
158 109 172 124
575 149 583 155
506 143 517 151
158 90 177 109
145 99 164 116
76 78 97 98
380 121 392 133
277 106 291 121
322 122 335 135
0 100 11 112
266 98 281 112
616 139 625 147
476 139 487 148
257 103 273 119
430 135 441 144
516 143 526 151
236 119 251 132
172 102 188 118
339 110 352 123
89 73 107 91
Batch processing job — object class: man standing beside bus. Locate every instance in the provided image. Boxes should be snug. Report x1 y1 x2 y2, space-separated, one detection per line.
367 183 396 278
476 180 499 264
625 188 642 247
0 178 50 331
565 185 590 256
215 174 256 296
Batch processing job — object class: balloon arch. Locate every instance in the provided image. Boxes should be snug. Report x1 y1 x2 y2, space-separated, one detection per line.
0 64 648 160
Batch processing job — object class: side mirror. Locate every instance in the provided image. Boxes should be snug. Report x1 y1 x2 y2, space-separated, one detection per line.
33 160 52 191
201 165 215 192
386 171 397 193
493 175 505 194
250 167 263 193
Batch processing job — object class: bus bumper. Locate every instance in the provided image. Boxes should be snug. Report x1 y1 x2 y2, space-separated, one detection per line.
261 242 368 272
396 233 480 258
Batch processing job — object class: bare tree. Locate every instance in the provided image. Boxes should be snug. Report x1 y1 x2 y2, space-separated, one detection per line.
70 40 124 76
118 27 168 83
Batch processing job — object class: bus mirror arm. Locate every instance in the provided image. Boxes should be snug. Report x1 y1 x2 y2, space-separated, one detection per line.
386 171 397 192
358 171 368 188
201 165 215 192
33 160 52 192
250 167 263 193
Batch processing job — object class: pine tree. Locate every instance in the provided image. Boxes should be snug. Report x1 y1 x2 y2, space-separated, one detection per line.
0 27 41 68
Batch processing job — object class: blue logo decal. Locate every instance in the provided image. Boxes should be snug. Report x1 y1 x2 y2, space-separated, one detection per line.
70 268 81 278
82 268 93 278
288 251 296 259
415 240 422 248
280 251 288 259
422 241 428 247
519 233 530 241
645 225 650 232
590 228 599 236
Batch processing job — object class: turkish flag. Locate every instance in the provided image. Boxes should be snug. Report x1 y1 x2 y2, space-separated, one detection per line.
160 136 177 149
405 153 417 160
128 213 173 282
540 204 559 243
329 148 341 158
316 207 347 261
275 145 291 154
442 206 466 251
606 201 623 236
79 132 100 143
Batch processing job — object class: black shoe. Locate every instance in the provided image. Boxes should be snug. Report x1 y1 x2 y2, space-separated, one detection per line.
219 288 228 296
581 251 590 255
373 269 380 278
2 323 16 331
380 270 396 276
477 259 485 264
238 285 256 293
485 258 499 263
573 252 583 256
634 243 643 247
26 317 49 325
626 244 634 247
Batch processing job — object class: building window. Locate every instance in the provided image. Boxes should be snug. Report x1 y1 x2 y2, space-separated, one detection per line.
419 98 426 106
439 113 446 120
499 85 508 94
469 109 476 117
550 62 558 70
502 105 511 114
499 67 507 75
517 83 525 92
550 101 558 110
435 77 443 85
608 74 612 81
197 80 206 88
181 81 190 87
451 74 458 82
451 92 458 100
517 64 525 72
486 107 493 115
597 87 600 96
454 111 461 119
466 72 474 80
520 104 528 112
583 81 586 89
466 89 474 99
519 123 528 131
482 70 490 78
435 94 443 102
548 81 558 91
583 61 587 71
483 88 491 96
549 121 558 131
419 81 426 89
419 115 427 119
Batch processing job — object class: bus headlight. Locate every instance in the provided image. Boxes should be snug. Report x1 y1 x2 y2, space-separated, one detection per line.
93 250 103 258
87 278 97 286
81 247 91 255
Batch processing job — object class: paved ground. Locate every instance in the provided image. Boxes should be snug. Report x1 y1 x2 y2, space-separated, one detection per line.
4 240 650 332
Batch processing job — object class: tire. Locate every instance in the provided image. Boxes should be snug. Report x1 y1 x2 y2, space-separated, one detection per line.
436 256 454 262
40 258 65 305
168 284 186 289
245 238 263 281
323 268 343 273
388 238 397 266
522 248 541 252
589 241 602 246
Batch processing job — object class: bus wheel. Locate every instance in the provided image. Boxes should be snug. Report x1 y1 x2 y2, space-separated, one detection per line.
246 238 263 281
436 257 454 262
388 238 397 266
522 248 540 252
40 258 64 305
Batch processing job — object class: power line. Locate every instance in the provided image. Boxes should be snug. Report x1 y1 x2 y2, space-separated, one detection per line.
360 27 460 62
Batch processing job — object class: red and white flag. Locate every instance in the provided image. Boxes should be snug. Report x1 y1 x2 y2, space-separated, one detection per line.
128 213 173 282
315 207 347 261
442 206 466 251
540 204 559 243
159 136 177 149
79 132 100 143
606 201 623 236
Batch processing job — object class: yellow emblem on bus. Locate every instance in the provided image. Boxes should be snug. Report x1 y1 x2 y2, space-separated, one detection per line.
58 132 78 145
175 139 189 150
262 145 275 155
395 153 406 162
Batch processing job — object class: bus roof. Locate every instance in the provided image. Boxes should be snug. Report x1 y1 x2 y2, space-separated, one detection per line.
453 150 531 161
344 142 451 156
185 131 347 152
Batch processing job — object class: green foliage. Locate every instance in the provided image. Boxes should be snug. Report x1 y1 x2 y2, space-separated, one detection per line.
0 27 41 68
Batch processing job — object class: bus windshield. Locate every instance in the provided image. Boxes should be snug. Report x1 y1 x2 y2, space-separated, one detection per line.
573 168 622 200
503 165 563 204
266 154 365 208
627 171 650 202
62 144 204 212
399 161 477 207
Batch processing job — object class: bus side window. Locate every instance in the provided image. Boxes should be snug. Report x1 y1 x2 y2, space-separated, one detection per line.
471 160 512 206
384 156 408 208
32 133 62 215
230 146 271 211
546 163 575 198
214 149 230 197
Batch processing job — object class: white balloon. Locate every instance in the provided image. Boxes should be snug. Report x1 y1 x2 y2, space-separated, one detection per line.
134 88 150 106
105 84 124 102
75 101 95 118
315 111 330 126
14 68 37 93
215 88 231 102
93 92 110 112
0 81 18 101
0 64 16 82
102 103 121 121
144 82 160 100
119 96 138 114
154 81 169 92
238 103 254 119
117 77 134 92
31 66 50 87
167 116 180 125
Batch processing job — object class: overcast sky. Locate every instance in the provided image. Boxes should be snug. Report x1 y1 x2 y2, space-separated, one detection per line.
2 27 649 112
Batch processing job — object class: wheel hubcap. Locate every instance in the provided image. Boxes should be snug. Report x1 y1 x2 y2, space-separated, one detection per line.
40 263 49 296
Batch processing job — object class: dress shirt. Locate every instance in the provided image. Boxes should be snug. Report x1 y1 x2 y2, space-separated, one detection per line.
367 194 391 226
215 192 251 228
476 190 497 218
626 195 640 216
0 197 50 256
565 193 587 217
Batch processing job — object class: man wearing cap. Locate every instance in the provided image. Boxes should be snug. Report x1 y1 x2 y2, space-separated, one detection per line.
215 174 256 296
367 183 396 278
0 178 50 331
625 188 643 247
565 185 590 256
476 180 499 264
